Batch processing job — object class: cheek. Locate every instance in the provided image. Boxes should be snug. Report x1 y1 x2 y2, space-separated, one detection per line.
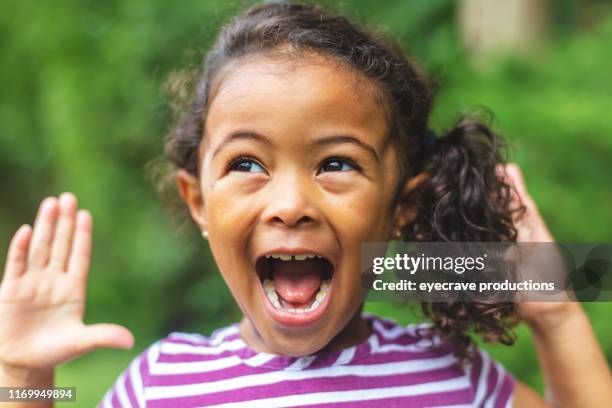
203 181 260 301
204 178 262 236
324 179 393 240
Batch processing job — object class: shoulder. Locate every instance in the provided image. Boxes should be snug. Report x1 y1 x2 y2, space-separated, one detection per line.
367 314 516 407
366 313 451 351
466 346 516 407
98 323 242 408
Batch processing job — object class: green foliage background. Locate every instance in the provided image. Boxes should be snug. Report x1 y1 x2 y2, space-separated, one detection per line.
0 0 610 405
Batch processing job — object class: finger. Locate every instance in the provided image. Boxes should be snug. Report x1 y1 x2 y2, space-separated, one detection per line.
504 164 554 242
76 324 134 355
3 225 32 279
504 163 535 207
49 193 78 271
27 197 60 269
67 209 92 278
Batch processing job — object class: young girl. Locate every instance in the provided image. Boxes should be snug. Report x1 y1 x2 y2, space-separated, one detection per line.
1 2 610 407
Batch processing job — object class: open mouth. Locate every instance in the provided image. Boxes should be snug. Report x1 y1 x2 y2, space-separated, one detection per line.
255 252 334 326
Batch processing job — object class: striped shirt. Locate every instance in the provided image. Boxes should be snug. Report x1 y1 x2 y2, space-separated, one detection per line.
99 314 514 407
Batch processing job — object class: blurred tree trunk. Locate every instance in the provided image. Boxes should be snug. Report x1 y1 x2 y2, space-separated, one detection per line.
458 0 550 59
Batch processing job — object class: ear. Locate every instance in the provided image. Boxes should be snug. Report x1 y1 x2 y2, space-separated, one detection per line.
176 169 207 231
393 172 428 229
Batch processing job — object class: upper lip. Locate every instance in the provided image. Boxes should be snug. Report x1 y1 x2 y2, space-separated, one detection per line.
253 247 337 269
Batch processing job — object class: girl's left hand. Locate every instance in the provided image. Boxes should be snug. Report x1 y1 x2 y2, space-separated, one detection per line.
499 163 580 330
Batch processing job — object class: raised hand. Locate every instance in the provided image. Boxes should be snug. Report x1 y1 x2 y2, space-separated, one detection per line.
499 164 574 327
0 193 134 381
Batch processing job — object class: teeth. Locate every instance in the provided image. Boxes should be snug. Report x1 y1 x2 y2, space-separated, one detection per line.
263 278 329 314
263 279 274 291
264 253 321 261
266 289 278 302
320 280 330 292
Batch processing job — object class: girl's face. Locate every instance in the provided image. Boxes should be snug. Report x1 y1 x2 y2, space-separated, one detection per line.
179 53 405 356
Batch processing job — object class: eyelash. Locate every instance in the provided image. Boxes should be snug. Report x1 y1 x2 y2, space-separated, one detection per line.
227 155 266 173
317 156 361 173
226 155 362 174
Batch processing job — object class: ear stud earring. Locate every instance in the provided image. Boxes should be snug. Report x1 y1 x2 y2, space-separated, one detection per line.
201 229 209 239
393 228 402 239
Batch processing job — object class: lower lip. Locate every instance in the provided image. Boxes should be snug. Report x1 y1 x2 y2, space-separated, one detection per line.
258 278 333 328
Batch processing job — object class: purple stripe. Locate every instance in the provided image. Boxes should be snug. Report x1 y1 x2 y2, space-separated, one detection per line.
310 388 474 408
469 349 483 402
484 359 499 405
123 369 139 407
147 365 464 407
307 351 343 368
147 364 269 386
496 371 515 408
111 393 121 407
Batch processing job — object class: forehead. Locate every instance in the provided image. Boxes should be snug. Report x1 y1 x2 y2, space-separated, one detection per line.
203 52 390 148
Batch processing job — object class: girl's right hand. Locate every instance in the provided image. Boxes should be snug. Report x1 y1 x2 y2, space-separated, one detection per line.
0 193 134 379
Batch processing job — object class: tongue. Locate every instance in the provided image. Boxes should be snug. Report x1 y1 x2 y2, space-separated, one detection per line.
272 260 323 305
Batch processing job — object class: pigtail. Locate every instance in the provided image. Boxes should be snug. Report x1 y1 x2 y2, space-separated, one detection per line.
403 117 522 362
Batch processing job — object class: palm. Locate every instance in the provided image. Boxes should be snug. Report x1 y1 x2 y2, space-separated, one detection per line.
0 194 133 372
501 164 572 323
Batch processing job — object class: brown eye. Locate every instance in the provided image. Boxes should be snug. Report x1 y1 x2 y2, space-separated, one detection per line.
319 158 358 173
229 158 265 173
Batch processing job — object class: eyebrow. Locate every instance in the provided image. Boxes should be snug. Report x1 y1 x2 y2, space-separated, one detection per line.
313 135 380 163
211 131 380 163
212 131 273 160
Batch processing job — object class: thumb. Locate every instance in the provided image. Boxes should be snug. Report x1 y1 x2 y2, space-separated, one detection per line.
76 323 135 355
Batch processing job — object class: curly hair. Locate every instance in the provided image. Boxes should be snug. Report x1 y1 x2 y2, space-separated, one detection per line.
160 1 522 362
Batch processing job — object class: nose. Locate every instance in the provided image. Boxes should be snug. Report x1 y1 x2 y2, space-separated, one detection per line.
261 174 320 228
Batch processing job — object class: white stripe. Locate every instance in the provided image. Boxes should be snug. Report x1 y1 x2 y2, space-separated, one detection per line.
372 319 406 340
438 404 470 408
472 350 491 407
368 333 380 353
375 341 440 354
129 353 145 407
150 355 242 375
243 352 278 367
210 325 240 345
147 341 162 380
505 390 514 408
167 325 239 346
285 355 316 371
160 338 245 355
115 371 131 407
437 406 472 408
145 353 458 399
406 322 435 337
201 376 470 408
101 389 113 408
484 361 504 408
168 332 208 343
333 347 356 366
